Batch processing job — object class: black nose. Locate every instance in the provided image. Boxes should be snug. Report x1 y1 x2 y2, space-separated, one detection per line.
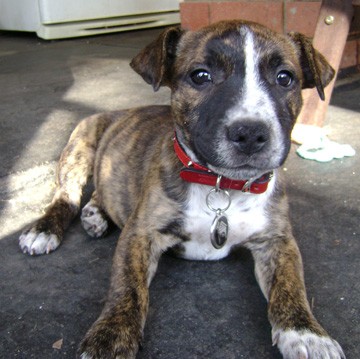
227 121 269 154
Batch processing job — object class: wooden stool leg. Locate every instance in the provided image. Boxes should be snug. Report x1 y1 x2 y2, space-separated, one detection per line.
296 0 354 126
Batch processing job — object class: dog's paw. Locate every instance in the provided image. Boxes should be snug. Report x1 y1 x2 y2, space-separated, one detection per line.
19 228 60 255
273 329 345 359
77 321 140 359
81 202 108 238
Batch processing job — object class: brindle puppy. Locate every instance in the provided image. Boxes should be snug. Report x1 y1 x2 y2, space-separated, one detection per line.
19 21 344 359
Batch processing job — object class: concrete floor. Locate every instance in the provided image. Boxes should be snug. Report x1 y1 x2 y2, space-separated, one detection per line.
0 28 359 359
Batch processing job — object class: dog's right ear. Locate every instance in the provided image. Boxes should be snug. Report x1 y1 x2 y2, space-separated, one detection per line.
130 26 186 91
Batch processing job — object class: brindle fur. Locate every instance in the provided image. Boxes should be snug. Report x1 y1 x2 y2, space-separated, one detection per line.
19 21 344 359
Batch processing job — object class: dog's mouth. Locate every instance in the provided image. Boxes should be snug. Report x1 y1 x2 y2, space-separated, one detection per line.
190 127 287 180
207 162 272 181
193 139 280 180
176 129 283 181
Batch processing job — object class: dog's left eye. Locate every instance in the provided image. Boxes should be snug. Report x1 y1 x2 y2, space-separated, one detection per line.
276 71 293 87
190 70 212 86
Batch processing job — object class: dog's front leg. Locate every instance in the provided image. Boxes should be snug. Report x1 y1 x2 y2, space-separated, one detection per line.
78 227 160 359
248 235 345 359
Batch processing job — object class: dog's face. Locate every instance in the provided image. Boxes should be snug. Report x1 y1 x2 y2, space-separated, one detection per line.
131 21 335 180
170 23 303 180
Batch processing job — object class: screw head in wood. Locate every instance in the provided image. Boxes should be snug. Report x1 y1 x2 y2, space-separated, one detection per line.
325 15 334 25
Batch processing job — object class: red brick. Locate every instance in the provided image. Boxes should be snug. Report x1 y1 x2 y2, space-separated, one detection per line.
180 2 210 31
210 1 284 33
286 2 322 37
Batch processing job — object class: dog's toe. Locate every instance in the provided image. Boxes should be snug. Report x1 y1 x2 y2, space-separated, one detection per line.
81 203 108 238
19 230 60 255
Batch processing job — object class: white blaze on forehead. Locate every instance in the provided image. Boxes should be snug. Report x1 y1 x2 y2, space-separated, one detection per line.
226 26 276 123
242 27 262 108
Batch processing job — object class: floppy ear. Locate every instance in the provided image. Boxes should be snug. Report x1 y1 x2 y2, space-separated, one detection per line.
130 26 186 91
288 32 335 101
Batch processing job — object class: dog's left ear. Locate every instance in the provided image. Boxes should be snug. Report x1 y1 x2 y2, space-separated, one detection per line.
130 26 186 91
288 32 335 101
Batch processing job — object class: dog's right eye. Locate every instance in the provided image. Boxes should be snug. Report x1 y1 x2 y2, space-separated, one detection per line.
190 70 212 86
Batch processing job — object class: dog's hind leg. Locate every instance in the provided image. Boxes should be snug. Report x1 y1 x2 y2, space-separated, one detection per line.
81 191 113 238
19 114 114 255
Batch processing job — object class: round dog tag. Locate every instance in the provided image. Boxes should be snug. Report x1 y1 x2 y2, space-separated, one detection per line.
210 214 229 249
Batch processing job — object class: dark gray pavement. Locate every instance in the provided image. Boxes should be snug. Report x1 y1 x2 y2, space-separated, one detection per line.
0 28 359 359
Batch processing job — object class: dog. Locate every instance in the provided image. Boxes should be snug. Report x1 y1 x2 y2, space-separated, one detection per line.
19 20 344 359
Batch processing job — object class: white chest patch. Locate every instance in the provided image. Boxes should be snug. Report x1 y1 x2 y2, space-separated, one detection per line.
182 177 275 260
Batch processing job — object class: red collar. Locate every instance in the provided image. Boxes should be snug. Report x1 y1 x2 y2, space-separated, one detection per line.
173 132 272 194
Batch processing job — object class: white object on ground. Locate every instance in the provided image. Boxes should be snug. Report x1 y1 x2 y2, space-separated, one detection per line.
292 124 356 163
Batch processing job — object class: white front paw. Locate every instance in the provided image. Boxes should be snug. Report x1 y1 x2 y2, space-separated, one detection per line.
273 329 345 359
19 230 60 255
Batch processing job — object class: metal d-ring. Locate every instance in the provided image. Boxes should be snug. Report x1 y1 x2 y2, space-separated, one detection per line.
206 186 232 214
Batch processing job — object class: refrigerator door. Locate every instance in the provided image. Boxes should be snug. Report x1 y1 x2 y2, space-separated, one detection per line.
39 0 179 23
0 0 180 39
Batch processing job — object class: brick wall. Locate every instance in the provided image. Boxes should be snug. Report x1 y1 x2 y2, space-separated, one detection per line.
180 0 360 74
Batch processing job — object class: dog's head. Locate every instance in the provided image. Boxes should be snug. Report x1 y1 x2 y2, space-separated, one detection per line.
131 21 335 180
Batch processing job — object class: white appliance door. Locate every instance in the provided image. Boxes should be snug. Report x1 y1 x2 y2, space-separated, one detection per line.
39 0 179 24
